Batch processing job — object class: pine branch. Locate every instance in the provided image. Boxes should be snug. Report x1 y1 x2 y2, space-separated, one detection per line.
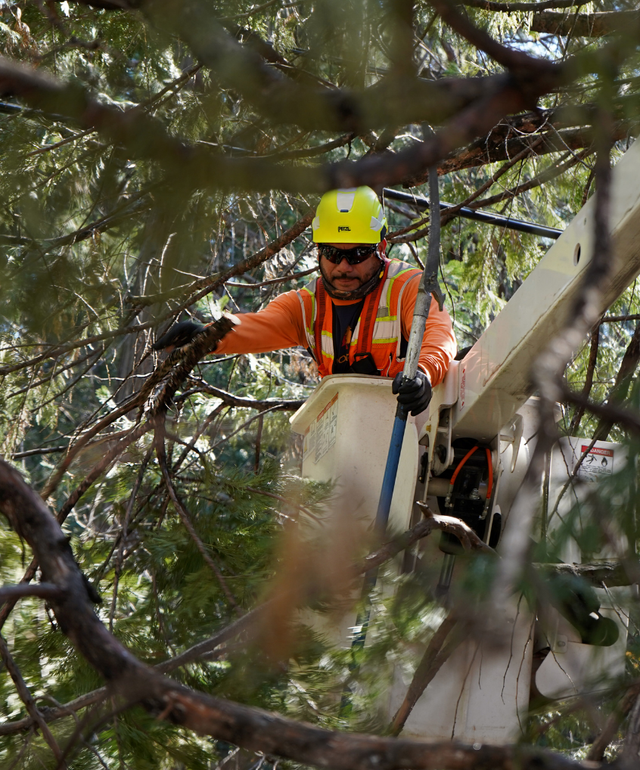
0 211 312 380
0 316 237 633
429 0 559 78
0 43 618 195
466 148 592 212
129 212 314 308
0 633 65 764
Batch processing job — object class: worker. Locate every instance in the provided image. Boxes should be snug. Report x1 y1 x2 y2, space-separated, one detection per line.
154 187 456 415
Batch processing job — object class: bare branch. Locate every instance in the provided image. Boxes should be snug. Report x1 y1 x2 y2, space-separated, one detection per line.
602 314 640 323
226 267 316 289
544 561 635 587
416 503 496 555
561 385 640 438
568 324 599 435
180 380 305 412
0 582 62 603
461 0 584 11
0 687 107 736
428 0 560 77
589 320 640 442
390 614 461 736
623 694 640 761
588 681 640 760
531 10 640 38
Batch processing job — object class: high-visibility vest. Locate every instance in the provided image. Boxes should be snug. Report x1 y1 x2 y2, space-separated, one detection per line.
297 259 421 378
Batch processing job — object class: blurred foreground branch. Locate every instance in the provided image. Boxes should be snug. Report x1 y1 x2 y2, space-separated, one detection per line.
0 458 610 770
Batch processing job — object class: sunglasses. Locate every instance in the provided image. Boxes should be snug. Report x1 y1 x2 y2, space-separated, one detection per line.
318 244 378 265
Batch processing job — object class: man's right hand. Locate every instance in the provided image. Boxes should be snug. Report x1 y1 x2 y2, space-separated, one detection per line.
153 321 205 352
392 370 432 415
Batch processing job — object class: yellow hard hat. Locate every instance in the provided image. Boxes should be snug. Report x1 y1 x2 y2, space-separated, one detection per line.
312 187 387 244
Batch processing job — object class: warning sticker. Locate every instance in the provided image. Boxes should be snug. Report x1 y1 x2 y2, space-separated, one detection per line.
578 444 614 481
303 423 315 462
314 394 338 463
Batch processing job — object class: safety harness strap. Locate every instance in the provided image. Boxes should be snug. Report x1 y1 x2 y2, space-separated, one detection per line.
314 278 328 369
354 262 389 359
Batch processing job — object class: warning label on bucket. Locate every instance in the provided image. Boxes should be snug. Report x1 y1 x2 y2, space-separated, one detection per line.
578 444 614 481
303 394 338 464
315 394 338 463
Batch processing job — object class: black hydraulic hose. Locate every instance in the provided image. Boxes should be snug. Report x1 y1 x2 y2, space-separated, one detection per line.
383 187 563 240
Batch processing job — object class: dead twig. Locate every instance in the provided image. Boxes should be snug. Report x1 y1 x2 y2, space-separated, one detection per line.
568 323 600 435
154 413 241 613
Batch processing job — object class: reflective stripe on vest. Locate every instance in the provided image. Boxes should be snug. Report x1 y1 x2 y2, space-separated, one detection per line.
297 260 421 377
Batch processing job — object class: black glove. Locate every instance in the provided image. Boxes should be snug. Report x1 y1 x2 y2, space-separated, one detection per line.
392 370 432 415
153 320 205 352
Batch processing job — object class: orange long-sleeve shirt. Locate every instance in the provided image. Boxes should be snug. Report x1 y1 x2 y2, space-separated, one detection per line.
216 274 456 386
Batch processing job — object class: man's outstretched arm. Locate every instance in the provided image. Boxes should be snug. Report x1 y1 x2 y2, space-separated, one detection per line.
154 291 308 357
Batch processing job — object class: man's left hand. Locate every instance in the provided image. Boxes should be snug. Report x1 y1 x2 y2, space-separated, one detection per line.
392 371 432 415
153 320 206 352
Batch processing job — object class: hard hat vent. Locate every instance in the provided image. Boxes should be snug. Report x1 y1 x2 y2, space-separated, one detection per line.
336 189 356 213
371 214 384 232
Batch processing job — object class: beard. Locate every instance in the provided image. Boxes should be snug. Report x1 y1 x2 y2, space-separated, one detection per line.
319 257 386 300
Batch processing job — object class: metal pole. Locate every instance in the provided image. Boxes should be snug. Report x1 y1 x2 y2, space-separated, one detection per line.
374 167 443 535
383 187 563 240
344 162 443 685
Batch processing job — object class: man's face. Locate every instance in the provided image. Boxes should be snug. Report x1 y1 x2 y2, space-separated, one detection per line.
319 242 383 294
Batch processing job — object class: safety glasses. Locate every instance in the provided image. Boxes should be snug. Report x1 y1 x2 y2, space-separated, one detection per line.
317 244 378 265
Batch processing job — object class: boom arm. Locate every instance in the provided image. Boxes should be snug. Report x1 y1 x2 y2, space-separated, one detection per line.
431 138 640 447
